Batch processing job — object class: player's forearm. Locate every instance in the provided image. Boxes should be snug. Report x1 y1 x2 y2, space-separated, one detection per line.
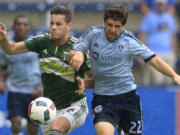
69 50 84 71
0 24 15 54
1 41 28 55
149 56 178 79
1 41 16 55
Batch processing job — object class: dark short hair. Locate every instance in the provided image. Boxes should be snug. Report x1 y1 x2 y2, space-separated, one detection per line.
50 4 72 23
13 15 29 25
104 4 128 26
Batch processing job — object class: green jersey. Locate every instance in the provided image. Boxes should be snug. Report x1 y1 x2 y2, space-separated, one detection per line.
24 34 89 110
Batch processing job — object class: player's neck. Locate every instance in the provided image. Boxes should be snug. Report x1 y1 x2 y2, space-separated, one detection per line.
14 35 26 42
55 34 70 47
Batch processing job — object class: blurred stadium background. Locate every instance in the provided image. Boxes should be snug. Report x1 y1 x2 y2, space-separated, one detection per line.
0 0 180 135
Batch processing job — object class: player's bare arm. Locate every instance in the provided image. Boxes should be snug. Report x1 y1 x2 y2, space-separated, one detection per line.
68 50 84 71
149 56 180 85
0 23 28 55
75 71 94 94
75 76 85 94
85 71 94 89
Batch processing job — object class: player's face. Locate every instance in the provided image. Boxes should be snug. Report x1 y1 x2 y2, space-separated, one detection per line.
13 18 30 39
50 15 71 40
156 2 166 13
104 18 123 41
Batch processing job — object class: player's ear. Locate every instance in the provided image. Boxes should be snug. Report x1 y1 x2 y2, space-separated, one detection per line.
67 22 72 31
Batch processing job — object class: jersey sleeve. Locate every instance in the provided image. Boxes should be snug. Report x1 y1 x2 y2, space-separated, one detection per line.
129 38 156 62
73 28 94 53
24 35 49 53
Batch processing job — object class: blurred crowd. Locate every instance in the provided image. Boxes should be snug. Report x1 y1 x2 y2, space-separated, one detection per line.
134 0 179 85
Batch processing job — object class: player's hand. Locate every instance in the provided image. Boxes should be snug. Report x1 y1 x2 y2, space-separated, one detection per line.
173 74 180 85
32 83 43 98
68 50 84 71
75 76 85 94
0 23 8 43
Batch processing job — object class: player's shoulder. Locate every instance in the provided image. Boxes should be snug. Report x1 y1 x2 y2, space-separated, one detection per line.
84 25 103 35
29 33 51 41
121 29 142 45
121 29 136 40
68 36 80 46
90 25 104 33
91 25 103 29
80 25 103 39
164 12 175 20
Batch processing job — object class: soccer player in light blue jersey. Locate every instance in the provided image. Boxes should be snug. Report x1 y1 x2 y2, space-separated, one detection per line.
69 4 180 135
0 15 42 135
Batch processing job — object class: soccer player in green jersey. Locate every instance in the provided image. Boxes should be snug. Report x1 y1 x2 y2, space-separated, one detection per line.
0 4 91 135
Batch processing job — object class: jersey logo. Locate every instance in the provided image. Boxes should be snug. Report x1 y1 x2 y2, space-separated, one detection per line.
117 44 124 52
92 52 99 59
93 43 99 48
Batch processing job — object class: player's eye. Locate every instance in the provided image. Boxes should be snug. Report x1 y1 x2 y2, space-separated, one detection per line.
107 23 112 27
115 25 120 28
56 23 61 26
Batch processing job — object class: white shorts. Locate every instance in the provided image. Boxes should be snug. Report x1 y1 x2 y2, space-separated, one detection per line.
42 97 88 135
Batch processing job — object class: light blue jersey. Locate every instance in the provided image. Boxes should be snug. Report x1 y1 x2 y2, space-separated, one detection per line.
5 52 41 94
74 25 155 95
139 11 177 53
0 36 42 94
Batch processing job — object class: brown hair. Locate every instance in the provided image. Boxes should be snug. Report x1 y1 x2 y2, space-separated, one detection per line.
50 4 72 23
13 15 29 25
104 4 128 26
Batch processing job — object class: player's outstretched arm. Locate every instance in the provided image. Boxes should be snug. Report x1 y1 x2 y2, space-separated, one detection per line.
68 50 84 71
149 56 180 85
0 23 29 55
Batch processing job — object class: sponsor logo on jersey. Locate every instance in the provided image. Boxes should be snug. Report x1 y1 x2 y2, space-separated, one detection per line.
92 52 122 62
40 57 75 82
